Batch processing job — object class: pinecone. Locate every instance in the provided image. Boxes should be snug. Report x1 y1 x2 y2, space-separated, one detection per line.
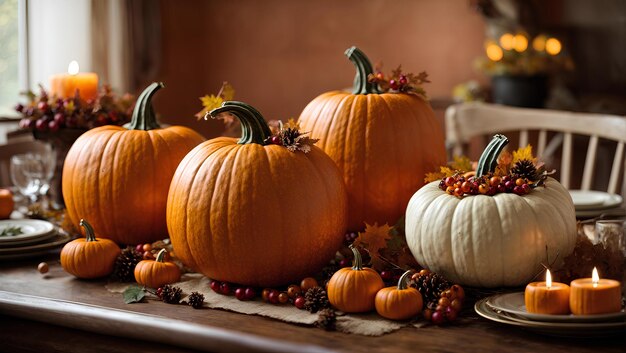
304 286 329 313
187 291 205 309
315 308 337 331
510 159 537 180
111 246 142 282
280 127 301 146
161 285 183 304
409 272 452 306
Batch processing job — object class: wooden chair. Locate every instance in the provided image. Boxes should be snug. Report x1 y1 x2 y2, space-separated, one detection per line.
445 102 626 196
0 140 51 187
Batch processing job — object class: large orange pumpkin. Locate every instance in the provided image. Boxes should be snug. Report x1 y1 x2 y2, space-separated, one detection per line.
298 47 446 231
62 83 205 245
166 101 348 287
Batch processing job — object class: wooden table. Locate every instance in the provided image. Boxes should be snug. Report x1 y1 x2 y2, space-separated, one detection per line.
1 254 624 353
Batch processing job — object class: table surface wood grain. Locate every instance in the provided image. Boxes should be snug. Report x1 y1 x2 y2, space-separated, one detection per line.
1 254 624 353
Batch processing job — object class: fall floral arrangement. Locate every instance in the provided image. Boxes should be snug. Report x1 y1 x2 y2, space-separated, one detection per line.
475 33 574 77
426 135 551 198
367 64 430 99
15 85 134 133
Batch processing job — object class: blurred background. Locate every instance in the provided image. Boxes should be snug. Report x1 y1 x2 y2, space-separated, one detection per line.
1 0 625 139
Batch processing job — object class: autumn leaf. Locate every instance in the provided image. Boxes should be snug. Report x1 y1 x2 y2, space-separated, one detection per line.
283 118 300 130
450 155 472 173
219 81 235 101
195 82 236 121
512 145 536 164
353 223 393 269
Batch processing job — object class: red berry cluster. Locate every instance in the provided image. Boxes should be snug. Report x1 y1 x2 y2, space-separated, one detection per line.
210 277 319 310
410 269 465 325
15 85 133 133
439 174 531 198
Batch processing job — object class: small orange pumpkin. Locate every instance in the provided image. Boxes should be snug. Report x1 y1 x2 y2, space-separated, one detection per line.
134 249 181 288
60 219 120 278
327 245 384 313
375 270 423 320
0 188 14 219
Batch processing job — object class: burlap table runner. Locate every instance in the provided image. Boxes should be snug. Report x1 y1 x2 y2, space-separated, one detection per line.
107 273 418 336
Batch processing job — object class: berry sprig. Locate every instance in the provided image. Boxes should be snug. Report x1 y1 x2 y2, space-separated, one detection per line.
16 84 134 132
368 65 430 99
439 173 532 198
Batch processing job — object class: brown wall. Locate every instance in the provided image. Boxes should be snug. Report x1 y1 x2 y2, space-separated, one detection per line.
152 0 485 138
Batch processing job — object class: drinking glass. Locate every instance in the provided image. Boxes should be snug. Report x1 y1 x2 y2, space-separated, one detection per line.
10 154 45 204
33 146 57 197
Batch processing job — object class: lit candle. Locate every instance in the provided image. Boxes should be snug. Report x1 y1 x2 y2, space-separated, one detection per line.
525 269 570 314
49 61 98 101
570 267 622 315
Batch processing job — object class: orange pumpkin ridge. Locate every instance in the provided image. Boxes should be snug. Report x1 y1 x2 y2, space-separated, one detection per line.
167 101 347 287
299 47 446 231
62 82 205 245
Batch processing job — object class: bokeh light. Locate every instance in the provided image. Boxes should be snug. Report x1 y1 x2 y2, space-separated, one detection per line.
545 38 562 55
513 34 528 52
499 33 514 50
532 35 547 52
486 44 504 61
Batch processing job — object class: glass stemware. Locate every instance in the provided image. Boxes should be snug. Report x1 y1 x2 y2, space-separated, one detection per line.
10 154 45 205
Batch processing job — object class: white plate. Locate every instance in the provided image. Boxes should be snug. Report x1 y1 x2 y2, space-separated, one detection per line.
0 233 71 260
575 207 626 219
569 190 623 210
475 298 626 337
486 292 626 323
0 230 58 247
0 219 55 244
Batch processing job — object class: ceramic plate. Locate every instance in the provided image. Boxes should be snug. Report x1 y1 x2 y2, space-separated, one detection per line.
475 298 626 337
0 230 58 247
575 207 626 219
486 292 626 323
569 190 623 210
0 219 55 244
0 233 71 260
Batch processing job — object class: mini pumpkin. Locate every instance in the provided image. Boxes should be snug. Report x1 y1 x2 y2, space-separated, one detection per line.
0 188 14 219
60 219 120 278
167 101 347 287
326 245 384 313
375 270 423 320
62 82 205 245
299 47 446 231
405 135 577 287
134 249 181 288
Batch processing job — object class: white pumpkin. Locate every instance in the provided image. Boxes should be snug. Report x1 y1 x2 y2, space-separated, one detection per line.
405 177 577 287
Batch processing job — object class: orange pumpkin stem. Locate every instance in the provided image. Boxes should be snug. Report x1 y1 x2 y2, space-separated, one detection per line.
209 101 272 145
155 248 167 263
79 219 97 242
125 82 163 131
349 244 365 270
397 270 413 290
345 46 381 95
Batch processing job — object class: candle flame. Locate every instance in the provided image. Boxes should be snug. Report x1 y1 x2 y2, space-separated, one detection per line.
546 269 552 288
68 61 79 75
592 267 599 287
